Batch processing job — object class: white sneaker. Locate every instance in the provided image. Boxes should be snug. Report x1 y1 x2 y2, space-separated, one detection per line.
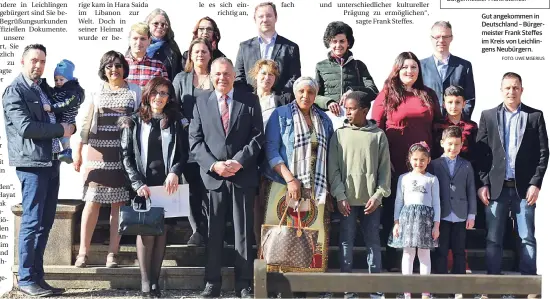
455 294 463 299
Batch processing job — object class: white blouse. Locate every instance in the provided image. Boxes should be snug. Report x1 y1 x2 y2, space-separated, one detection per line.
259 94 277 129
139 120 172 173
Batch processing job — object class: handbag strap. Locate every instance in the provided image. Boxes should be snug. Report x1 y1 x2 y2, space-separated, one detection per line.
277 200 303 231
132 197 152 212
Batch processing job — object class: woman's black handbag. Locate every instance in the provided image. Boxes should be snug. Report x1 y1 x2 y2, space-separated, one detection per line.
118 196 165 236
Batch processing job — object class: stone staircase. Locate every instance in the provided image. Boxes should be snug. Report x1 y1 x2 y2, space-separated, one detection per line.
11 202 520 291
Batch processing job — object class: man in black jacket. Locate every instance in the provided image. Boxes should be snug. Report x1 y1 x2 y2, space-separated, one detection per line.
189 57 264 298
234 2 300 96
476 72 548 278
2 44 74 297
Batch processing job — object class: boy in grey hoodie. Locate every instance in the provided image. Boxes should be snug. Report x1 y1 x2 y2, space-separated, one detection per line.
328 91 391 299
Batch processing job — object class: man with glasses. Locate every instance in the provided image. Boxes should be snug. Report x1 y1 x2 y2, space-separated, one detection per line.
235 2 300 97
420 21 476 120
2 44 74 297
125 22 168 88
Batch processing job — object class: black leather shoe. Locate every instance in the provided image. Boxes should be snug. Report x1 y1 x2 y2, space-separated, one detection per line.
200 283 221 298
19 283 53 297
238 287 253 298
187 232 205 246
38 280 64 295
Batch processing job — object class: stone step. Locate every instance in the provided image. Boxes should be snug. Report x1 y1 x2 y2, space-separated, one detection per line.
11 265 521 292
93 220 495 249
74 244 517 271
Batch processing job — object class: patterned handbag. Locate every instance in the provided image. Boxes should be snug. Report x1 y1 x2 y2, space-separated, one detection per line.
260 202 319 269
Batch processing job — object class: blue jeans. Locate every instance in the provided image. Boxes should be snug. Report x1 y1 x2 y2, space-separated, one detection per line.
339 205 382 273
485 187 536 275
16 161 60 286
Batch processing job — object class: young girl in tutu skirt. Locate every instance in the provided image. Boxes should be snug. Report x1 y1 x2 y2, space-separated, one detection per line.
388 141 441 299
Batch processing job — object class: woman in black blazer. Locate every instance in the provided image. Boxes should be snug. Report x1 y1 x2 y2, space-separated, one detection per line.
119 77 188 298
172 37 214 246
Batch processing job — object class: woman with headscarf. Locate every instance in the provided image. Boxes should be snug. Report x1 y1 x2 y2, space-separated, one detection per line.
262 76 334 273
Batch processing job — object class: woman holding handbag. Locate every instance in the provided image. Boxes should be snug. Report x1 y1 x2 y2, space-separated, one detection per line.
119 77 188 298
262 76 334 275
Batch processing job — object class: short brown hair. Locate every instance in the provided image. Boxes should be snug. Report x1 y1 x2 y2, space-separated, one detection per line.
441 126 463 141
98 51 129 82
502 72 522 86
248 59 280 90
254 2 277 18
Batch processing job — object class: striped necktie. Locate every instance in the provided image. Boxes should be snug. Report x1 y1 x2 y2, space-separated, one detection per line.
220 94 229 135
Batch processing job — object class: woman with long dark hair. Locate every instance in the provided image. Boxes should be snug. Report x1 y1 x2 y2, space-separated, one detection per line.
371 51 442 272
119 77 188 297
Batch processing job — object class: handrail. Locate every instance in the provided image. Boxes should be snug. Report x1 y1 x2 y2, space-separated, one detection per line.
254 259 541 298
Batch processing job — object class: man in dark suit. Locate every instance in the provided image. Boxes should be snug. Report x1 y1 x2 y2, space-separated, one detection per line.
189 57 264 298
234 2 301 96
3 44 74 297
476 72 548 279
420 21 475 120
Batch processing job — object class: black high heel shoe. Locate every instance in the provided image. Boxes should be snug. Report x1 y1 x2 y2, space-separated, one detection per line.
151 284 161 298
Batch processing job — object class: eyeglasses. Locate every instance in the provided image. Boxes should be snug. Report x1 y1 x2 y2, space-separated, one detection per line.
431 35 453 41
198 27 214 33
151 90 169 98
105 63 123 70
152 22 169 28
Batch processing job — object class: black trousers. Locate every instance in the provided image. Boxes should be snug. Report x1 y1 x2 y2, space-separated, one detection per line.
204 181 254 290
433 220 467 274
184 163 209 236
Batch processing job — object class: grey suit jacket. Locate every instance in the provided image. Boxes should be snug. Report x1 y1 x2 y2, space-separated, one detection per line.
420 54 475 120
234 34 301 95
188 88 265 190
429 156 477 220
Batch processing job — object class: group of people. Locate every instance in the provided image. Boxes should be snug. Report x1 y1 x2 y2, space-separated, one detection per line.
2 2 548 299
